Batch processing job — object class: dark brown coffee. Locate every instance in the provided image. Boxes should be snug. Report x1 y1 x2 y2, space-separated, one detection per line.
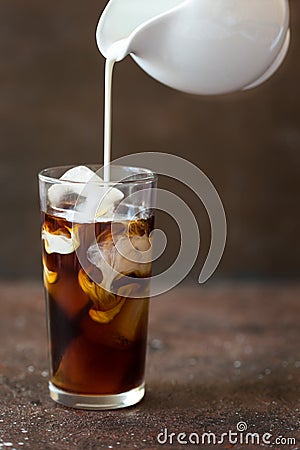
42 213 153 395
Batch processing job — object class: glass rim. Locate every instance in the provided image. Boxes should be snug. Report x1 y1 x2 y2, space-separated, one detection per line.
38 164 158 186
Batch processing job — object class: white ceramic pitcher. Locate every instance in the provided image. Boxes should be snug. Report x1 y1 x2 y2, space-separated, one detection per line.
96 0 290 95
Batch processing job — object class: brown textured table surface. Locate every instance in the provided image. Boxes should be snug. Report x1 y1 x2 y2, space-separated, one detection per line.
0 281 299 449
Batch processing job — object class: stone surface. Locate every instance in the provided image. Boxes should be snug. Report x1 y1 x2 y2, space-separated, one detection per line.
0 281 299 449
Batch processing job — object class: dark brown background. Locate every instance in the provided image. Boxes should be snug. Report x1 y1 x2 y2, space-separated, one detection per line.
0 0 299 280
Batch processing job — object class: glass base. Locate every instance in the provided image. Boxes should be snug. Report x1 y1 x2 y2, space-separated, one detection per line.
49 382 145 410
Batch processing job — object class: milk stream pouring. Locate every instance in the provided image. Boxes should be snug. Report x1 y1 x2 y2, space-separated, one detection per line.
97 0 290 177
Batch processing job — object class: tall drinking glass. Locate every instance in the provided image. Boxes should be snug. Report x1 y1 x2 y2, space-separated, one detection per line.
38 165 157 410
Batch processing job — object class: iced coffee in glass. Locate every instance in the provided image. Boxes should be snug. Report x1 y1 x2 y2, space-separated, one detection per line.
38 165 157 409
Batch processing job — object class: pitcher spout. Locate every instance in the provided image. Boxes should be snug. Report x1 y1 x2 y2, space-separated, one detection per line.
96 0 186 61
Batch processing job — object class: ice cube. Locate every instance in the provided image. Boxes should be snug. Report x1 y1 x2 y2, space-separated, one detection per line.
42 224 80 254
111 296 149 344
89 299 125 324
48 166 99 206
77 222 152 324
87 231 152 293
48 165 124 221
78 268 127 324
